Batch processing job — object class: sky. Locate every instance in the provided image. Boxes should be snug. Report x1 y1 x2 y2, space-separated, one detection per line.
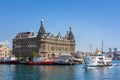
0 0 120 52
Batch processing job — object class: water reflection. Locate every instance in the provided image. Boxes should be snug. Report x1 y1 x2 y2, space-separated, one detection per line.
0 65 15 80
13 65 76 80
82 65 120 80
0 61 120 80
82 67 109 80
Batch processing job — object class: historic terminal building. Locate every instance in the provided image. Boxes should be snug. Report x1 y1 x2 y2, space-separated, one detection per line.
12 20 75 58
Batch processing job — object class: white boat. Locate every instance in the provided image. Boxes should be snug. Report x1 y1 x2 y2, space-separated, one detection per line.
83 41 112 67
32 57 44 62
83 54 112 67
53 54 74 65
1 55 18 64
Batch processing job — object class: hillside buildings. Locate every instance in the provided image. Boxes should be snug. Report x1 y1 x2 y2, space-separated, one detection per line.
0 45 10 59
12 20 76 58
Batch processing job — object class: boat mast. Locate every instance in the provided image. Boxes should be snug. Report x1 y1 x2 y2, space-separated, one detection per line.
90 43 92 55
101 40 103 54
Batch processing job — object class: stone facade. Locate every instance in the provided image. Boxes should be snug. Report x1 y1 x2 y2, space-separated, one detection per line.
0 45 10 59
13 20 75 58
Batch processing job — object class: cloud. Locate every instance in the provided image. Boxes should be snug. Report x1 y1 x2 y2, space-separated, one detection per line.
0 40 10 45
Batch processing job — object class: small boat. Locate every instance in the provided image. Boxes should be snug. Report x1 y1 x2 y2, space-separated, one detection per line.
1 55 18 64
83 54 112 67
18 60 27 64
53 54 74 65
74 58 83 64
26 57 54 65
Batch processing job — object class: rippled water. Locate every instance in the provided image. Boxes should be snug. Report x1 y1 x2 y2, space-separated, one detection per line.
0 60 120 80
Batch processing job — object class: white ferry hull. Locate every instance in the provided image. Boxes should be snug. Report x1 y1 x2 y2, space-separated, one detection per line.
83 56 112 67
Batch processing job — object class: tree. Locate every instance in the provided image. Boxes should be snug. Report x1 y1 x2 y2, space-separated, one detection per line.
32 51 38 58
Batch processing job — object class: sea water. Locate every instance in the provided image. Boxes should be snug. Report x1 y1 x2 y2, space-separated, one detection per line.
0 60 120 80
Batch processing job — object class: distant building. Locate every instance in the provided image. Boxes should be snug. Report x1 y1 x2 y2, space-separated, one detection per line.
106 48 120 60
113 48 117 60
13 20 76 58
109 48 112 52
0 45 10 59
114 48 117 52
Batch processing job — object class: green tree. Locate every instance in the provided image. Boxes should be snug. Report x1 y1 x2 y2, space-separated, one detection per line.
32 51 38 58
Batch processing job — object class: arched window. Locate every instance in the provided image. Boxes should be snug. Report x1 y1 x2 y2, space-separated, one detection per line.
48 54 50 58
65 48 68 52
51 53 55 58
58 47 61 51
42 46 45 50
51 47 54 51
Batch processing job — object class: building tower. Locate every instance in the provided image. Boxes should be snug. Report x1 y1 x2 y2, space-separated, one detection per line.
37 19 47 54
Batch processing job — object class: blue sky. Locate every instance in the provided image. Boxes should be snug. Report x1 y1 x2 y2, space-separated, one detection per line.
0 0 120 52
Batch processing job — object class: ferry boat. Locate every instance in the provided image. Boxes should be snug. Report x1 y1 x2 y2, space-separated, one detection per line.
1 55 18 64
83 54 112 67
53 54 74 65
26 57 54 65
83 41 112 67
